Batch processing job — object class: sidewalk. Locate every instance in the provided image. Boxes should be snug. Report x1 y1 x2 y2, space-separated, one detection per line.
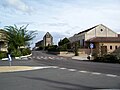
72 56 88 60
0 66 33 73
58 53 89 60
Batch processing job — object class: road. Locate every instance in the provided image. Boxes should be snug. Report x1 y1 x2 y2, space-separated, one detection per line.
0 51 120 90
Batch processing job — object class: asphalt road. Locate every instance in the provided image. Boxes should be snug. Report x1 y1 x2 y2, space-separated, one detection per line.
0 51 120 90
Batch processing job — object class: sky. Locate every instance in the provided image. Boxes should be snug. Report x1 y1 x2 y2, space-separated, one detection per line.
0 0 120 47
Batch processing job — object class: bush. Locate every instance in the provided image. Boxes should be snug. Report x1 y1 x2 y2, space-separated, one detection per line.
94 54 119 63
10 48 31 57
11 49 22 57
21 48 31 56
58 45 67 51
0 51 7 59
48 45 59 52
103 54 119 63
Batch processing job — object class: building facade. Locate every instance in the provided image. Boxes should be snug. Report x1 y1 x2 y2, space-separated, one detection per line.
35 32 53 48
0 29 7 51
43 32 53 46
69 24 120 55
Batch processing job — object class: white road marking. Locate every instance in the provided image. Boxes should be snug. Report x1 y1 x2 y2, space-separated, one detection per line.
43 57 48 59
106 74 118 77
68 69 76 71
31 65 119 78
41 56 43 58
32 56 35 58
51 66 59 68
33 66 59 70
59 68 67 70
79 71 88 73
91 72 101 75
49 57 53 59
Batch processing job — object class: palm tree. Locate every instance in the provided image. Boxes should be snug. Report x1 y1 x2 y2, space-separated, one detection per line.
2 24 36 56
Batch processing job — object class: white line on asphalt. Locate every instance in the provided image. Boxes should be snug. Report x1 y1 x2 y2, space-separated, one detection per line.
33 66 59 70
50 66 59 68
32 65 119 78
68 69 77 72
78 71 88 73
59 68 67 70
106 74 118 77
41 56 43 58
33 66 49 69
91 72 101 75
32 56 35 58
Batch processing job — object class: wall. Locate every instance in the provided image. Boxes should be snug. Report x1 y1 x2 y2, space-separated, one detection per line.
100 42 120 53
85 24 118 40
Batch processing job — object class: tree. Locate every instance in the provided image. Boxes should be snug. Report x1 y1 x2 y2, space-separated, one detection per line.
58 37 71 51
74 42 79 56
2 24 36 56
58 37 70 46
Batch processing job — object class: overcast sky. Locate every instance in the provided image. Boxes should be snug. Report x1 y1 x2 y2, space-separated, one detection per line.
0 0 120 47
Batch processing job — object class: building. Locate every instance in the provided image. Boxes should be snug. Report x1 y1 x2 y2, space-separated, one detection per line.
0 29 7 51
69 24 120 55
35 32 53 48
43 32 53 46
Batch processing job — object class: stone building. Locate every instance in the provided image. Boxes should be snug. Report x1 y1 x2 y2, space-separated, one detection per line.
35 32 53 48
43 32 53 46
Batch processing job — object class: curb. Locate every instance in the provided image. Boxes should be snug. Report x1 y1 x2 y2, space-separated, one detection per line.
1 54 32 61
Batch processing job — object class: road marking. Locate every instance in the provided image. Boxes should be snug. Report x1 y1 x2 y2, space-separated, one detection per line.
91 72 101 75
31 65 119 78
106 74 118 77
51 66 59 68
49 57 53 59
41 56 43 58
33 66 59 70
59 68 67 70
68 69 76 72
78 71 88 73
32 56 35 58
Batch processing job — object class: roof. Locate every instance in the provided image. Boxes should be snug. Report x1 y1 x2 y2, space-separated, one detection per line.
44 32 53 38
86 37 120 43
77 25 98 35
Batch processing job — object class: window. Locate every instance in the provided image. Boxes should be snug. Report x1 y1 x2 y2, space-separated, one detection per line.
115 46 117 49
110 46 112 50
100 29 103 32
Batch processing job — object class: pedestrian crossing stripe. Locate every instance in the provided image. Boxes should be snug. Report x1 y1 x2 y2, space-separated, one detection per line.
32 56 65 60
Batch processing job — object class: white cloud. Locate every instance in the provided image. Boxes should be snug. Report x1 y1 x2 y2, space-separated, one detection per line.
0 0 120 47
4 0 31 12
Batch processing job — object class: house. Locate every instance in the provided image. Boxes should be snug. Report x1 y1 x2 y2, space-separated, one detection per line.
35 32 53 48
69 24 120 56
0 29 7 52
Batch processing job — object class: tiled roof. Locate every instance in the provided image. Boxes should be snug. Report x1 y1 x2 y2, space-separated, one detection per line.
86 37 120 43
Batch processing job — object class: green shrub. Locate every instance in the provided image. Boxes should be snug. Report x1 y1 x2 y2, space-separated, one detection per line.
0 51 7 59
94 54 119 63
11 49 22 57
48 45 59 52
103 54 119 63
21 48 31 56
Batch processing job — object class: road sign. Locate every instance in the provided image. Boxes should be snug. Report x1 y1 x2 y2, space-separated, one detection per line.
90 43 94 49
8 54 12 66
